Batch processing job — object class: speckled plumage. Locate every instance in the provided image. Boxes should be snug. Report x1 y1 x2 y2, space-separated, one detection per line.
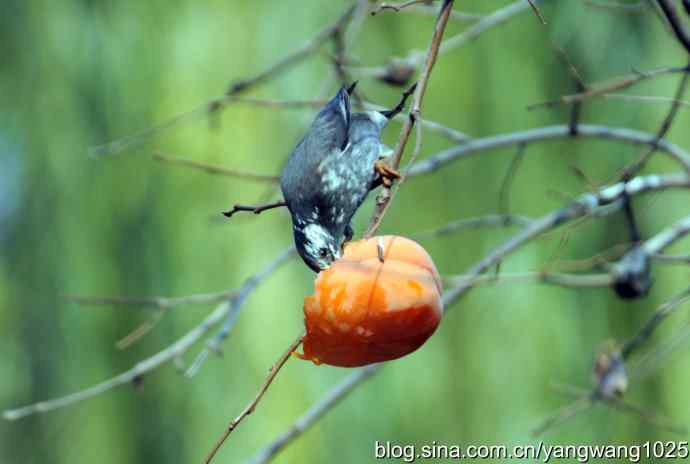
280 86 392 272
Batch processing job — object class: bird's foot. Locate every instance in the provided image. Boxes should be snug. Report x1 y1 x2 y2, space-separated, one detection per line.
374 160 401 188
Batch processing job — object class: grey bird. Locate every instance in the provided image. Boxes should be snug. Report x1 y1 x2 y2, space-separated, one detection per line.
280 82 414 272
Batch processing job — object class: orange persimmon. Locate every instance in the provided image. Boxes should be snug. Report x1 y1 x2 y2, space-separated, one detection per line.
299 235 443 367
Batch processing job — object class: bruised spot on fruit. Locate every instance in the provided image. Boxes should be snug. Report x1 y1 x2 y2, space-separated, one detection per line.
299 235 443 367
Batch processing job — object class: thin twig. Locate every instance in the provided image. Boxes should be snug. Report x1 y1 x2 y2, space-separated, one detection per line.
90 5 356 158
363 100 470 141
603 93 690 107
153 153 279 183
527 66 688 110
446 271 614 289
348 1 533 83
222 201 287 219
371 0 432 15
607 396 687 434
631 320 690 380
365 0 454 237
204 332 305 464
439 1 537 55
116 310 165 350
526 0 547 24
621 287 690 359
375 2 483 21
584 0 647 14
65 289 235 310
246 365 380 464
657 0 690 54
413 214 533 240
498 143 527 215
225 6 356 95
653 253 690 264
532 396 593 436
620 65 690 179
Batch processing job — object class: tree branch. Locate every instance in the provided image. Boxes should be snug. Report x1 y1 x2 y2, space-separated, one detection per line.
153 153 279 183
3 248 295 421
365 0 454 237
225 5 356 95
222 201 287 219
441 173 690 307
204 332 305 464
246 365 380 464
407 124 690 177
528 65 688 109
412 214 533 240
657 0 690 55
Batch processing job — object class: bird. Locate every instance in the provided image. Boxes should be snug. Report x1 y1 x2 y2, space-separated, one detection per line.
280 82 415 272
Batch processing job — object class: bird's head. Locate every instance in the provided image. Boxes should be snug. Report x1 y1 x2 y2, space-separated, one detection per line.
294 223 343 272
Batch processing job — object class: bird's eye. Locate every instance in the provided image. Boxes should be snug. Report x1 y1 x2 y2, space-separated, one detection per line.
318 248 329 259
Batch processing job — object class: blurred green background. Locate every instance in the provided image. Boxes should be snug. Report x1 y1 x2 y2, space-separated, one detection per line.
2 0 690 462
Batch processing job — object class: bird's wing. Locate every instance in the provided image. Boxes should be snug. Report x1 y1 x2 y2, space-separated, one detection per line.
303 86 351 160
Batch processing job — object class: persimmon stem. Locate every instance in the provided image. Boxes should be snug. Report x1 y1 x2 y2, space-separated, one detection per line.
204 332 305 464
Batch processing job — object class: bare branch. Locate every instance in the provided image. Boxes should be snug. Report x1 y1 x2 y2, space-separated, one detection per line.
606 396 687 434
621 286 690 360
371 2 482 21
3 248 295 421
412 214 533 240
584 0 647 14
222 201 287 219
620 66 690 178
407 124 690 177
204 333 305 464
532 396 593 437
90 5 357 158
526 0 547 24
365 0 455 237
246 365 380 464
439 0 536 55
656 0 690 55
653 253 690 264
528 66 688 109
153 153 279 183
441 173 690 306
642 214 690 256
536 287 690 437
362 100 470 141
65 289 235 310
446 271 614 289
225 5 356 95
186 247 298 377
350 0 534 83
116 310 165 350
371 0 433 15
498 143 527 215
603 93 690 107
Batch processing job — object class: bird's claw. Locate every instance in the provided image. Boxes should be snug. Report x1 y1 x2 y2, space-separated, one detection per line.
374 160 401 188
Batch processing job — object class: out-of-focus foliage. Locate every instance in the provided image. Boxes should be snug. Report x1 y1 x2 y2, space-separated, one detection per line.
1 1 690 463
